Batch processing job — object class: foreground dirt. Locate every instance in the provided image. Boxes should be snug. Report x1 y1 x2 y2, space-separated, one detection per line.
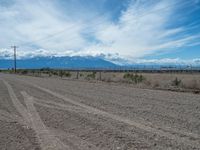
0 73 200 150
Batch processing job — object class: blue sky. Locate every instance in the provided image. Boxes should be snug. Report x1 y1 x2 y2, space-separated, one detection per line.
0 0 200 64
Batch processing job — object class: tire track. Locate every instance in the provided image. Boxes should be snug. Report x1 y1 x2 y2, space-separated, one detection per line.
34 98 84 113
21 91 69 150
50 128 102 150
17 78 200 149
2 78 102 150
2 80 32 125
33 90 200 142
26 95 102 150
34 96 200 149
0 109 26 125
2 79 69 150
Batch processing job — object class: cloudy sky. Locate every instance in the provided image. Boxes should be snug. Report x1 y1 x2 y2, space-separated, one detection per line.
0 0 200 62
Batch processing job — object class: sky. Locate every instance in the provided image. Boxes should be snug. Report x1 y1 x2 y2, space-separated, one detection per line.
0 0 200 64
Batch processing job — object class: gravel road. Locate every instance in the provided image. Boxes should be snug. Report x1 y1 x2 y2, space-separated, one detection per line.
0 73 200 150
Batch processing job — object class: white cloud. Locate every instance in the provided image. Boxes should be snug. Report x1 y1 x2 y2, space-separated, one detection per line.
0 48 106 59
105 55 200 66
0 0 199 59
127 58 200 65
1 48 200 67
90 0 200 58
0 0 91 51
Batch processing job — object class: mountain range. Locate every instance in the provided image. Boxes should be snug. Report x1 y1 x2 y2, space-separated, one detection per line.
0 56 118 69
0 56 200 69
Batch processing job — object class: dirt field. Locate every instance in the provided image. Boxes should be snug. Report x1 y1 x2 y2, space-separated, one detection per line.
0 73 200 149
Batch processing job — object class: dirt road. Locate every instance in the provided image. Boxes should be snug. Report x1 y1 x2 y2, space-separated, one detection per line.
0 73 200 150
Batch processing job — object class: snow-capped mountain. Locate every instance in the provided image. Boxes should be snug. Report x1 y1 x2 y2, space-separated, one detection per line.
0 56 118 69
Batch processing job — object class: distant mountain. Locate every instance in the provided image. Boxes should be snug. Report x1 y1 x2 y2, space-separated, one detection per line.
1 56 200 70
0 56 118 69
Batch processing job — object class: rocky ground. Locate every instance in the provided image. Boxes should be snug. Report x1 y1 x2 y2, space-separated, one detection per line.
0 73 200 150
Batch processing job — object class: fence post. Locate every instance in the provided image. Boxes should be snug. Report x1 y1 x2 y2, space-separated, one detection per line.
76 71 79 79
99 71 102 81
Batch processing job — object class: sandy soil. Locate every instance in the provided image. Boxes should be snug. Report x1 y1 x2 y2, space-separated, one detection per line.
0 73 200 150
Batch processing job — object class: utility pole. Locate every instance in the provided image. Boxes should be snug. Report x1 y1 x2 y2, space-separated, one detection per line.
11 46 18 73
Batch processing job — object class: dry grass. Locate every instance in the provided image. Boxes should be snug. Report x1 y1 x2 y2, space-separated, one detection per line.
142 73 200 89
5 69 200 93
95 72 200 92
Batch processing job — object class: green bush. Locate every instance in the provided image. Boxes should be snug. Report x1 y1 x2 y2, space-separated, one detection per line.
17 70 28 74
80 73 84 77
22 70 28 74
51 71 58 76
123 73 145 84
65 72 71 77
9 70 14 74
59 70 65 78
40 68 51 72
86 72 96 80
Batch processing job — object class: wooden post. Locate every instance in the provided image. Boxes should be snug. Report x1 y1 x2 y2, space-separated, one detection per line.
76 71 79 79
99 71 102 81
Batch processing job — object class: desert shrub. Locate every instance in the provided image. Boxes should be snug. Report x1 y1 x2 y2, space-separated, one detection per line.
20 70 28 75
59 70 65 78
30 70 35 74
144 80 151 86
8 69 14 74
51 71 58 76
23 70 28 74
153 82 160 88
86 72 96 80
40 68 51 72
35 71 41 76
65 72 71 77
172 77 182 87
15 70 20 74
123 73 145 84
80 73 84 77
